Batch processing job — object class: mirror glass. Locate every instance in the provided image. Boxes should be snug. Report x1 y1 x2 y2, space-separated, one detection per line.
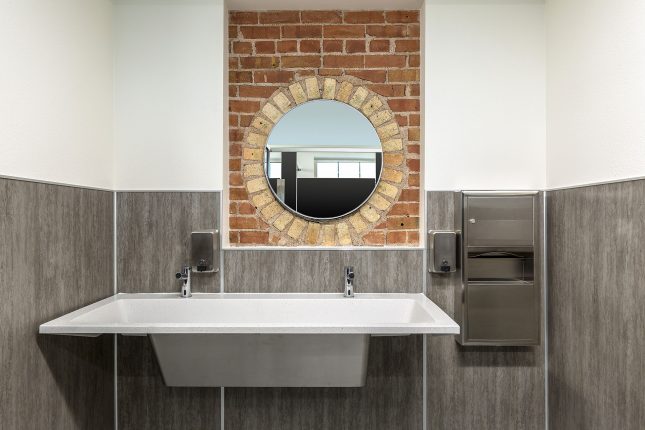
264 99 382 220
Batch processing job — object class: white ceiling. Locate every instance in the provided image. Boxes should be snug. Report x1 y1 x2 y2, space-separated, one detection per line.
226 0 423 11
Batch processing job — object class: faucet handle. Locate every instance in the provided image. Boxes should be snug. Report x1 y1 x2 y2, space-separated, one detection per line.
345 266 354 279
175 265 190 280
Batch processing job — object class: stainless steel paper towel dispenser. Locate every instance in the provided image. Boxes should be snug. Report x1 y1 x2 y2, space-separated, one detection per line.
453 192 540 346
428 230 458 273
190 230 219 273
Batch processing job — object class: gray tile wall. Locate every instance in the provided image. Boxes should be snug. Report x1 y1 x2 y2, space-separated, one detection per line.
547 180 645 429
116 192 221 430
0 178 114 429
223 249 424 430
425 191 546 430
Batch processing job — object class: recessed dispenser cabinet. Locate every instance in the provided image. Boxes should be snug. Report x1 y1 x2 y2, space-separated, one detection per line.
453 192 540 346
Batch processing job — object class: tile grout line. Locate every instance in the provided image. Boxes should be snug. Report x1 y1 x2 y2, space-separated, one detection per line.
219 192 225 430
422 192 428 430
543 192 549 430
113 191 118 430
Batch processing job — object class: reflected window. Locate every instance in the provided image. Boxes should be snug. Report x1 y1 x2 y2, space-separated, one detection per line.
268 162 282 179
314 160 376 179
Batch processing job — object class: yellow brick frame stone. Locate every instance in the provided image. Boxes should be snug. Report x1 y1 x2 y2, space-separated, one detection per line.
241 76 407 246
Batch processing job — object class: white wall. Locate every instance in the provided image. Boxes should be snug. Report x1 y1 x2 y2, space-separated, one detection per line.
546 0 645 188
0 0 113 189
113 0 226 191
424 0 546 191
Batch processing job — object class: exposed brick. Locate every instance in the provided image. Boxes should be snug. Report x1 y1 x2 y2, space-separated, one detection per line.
408 127 420 141
367 84 405 97
238 202 256 215
345 40 366 53
239 115 253 127
302 11 342 23
388 98 420 112
229 158 241 171
229 172 244 186
282 55 321 68
369 39 390 52
277 40 298 53
238 85 278 98
348 69 387 82
399 189 419 201
396 115 408 126
323 55 364 68
282 25 322 38
229 187 248 201
229 25 238 39
395 39 420 52
407 159 420 172
388 69 420 82
239 231 269 244
300 40 321 53
323 25 365 38
365 55 406 68
228 9 420 247
229 128 244 142
229 100 261 113
259 11 300 24
318 68 343 76
240 56 279 69
229 143 242 156
389 202 419 216
408 24 420 37
344 11 384 24
295 70 316 79
233 41 252 54
230 216 259 229
323 40 343 52
229 71 253 83
230 12 258 25
240 26 281 39
385 11 419 23
362 231 385 245
255 40 276 54
229 231 239 243
408 231 419 243
386 231 407 244
386 216 419 230
253 70 294 83
366 25 408 38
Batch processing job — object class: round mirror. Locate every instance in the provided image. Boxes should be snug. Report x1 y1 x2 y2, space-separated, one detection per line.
264 99 383 220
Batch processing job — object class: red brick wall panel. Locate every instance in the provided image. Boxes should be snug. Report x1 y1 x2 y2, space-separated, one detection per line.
228 9 421 246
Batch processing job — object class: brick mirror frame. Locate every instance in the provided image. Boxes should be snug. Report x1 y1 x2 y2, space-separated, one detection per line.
241 76 407 246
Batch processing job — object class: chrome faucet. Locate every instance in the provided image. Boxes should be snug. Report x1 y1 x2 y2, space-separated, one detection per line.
344 266 355 298
175 265 192 298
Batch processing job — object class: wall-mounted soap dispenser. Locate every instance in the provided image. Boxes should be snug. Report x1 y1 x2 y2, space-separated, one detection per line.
428 230 458 273
453 192 540 346
190 230 219 273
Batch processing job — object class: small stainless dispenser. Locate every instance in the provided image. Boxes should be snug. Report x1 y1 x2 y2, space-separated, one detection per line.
454 192 540 346
190 230 220 273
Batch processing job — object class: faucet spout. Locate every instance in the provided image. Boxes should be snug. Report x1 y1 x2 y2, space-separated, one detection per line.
175 265 192 298
344 266 355 298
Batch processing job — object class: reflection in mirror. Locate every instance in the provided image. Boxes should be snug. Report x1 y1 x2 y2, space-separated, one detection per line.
264 99 382 220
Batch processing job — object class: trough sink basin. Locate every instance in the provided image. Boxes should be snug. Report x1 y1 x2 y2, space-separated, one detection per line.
40 293 459 387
